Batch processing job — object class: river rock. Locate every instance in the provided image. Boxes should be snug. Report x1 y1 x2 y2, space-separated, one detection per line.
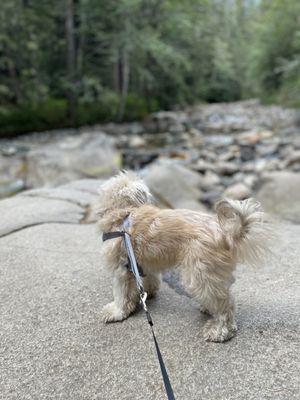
224 183 251 200
256 172 300 223
26 131 120 188
219 145 240 161
200 189 223 206
191 159 216 173
199 171 221 190
142 160 207 211
0 179 25 199
243 174 258 189
0 155 27 197
240 144 256 162
128 135 147 149
284 150 300 167
256 142 278 157
216 161 239 176
203 135 234 147
143 111 188 133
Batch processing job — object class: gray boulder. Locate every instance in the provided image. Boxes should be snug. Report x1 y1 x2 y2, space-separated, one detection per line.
224 183 251 200
256 172 300 223
142 160 207 211
26 131 120 188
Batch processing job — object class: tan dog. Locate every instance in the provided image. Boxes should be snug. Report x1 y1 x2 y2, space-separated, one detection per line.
98 171 272 342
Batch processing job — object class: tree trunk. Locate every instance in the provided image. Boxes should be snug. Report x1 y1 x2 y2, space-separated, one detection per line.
65 0 77 125
77 1 85 78
117 49 130 122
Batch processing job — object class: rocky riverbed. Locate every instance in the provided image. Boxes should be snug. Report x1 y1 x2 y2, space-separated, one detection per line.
1 99 300 221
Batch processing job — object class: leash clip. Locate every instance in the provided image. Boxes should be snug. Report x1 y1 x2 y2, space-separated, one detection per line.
140 291 148 312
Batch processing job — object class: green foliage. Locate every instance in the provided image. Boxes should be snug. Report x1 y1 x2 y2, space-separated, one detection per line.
245 0 300 104
0 100 68 136
0 0 299 135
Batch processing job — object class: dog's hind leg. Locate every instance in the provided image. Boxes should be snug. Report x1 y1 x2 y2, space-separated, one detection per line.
181 261 237 342
200 275 236 317
201 289 237 342
102 268 139 323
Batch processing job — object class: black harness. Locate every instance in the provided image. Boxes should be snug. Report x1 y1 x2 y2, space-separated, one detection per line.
102 219 175 400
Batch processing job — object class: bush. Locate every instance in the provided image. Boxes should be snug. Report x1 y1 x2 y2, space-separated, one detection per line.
0 93 159 137
0 99 68 137
124 93 159 121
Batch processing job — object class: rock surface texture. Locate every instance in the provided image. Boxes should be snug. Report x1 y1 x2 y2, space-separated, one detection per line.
0 130 120 197
142 159 207 211
1 180 300 400
256 172 300 223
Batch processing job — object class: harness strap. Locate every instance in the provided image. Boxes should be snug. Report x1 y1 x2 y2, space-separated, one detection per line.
123 231 144 292
102 222 176 400
102 231 145 277
102 231 124 241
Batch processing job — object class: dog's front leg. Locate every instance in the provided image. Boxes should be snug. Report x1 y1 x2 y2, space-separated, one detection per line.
102 268 139 323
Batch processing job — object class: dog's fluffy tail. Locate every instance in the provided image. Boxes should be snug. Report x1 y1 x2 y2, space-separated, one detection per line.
215 198 273 267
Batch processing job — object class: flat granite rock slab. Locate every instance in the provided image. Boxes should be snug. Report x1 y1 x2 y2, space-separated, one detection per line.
0 196 85 237
20 187 98 208
0 222 299 400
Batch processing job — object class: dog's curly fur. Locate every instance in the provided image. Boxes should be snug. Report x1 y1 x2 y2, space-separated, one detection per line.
98 171 272 342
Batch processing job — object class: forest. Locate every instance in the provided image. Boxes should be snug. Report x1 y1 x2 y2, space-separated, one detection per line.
0 0 300 135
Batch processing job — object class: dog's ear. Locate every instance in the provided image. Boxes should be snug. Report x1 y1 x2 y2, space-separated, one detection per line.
119 180 152 206
133 181 153 204
98 171 128 194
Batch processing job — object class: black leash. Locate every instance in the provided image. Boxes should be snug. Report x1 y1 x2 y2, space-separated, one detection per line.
103 221 176 400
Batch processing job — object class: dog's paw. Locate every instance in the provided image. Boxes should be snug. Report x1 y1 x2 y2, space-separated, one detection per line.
202 320 237 343
102 302 125 323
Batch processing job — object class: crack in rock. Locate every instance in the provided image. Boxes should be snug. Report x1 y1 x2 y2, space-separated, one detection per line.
0 221 81 238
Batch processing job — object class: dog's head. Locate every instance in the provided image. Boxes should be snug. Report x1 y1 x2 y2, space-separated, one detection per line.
97 170 152 213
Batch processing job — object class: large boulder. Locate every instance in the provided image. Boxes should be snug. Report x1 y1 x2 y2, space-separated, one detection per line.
142 159 207 211
26 131 120 188
256 172 300 223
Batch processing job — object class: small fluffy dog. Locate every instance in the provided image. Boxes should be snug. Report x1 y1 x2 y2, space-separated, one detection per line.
98 171 271 342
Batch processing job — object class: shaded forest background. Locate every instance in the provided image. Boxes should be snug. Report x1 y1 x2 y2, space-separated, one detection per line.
0 0 300 136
